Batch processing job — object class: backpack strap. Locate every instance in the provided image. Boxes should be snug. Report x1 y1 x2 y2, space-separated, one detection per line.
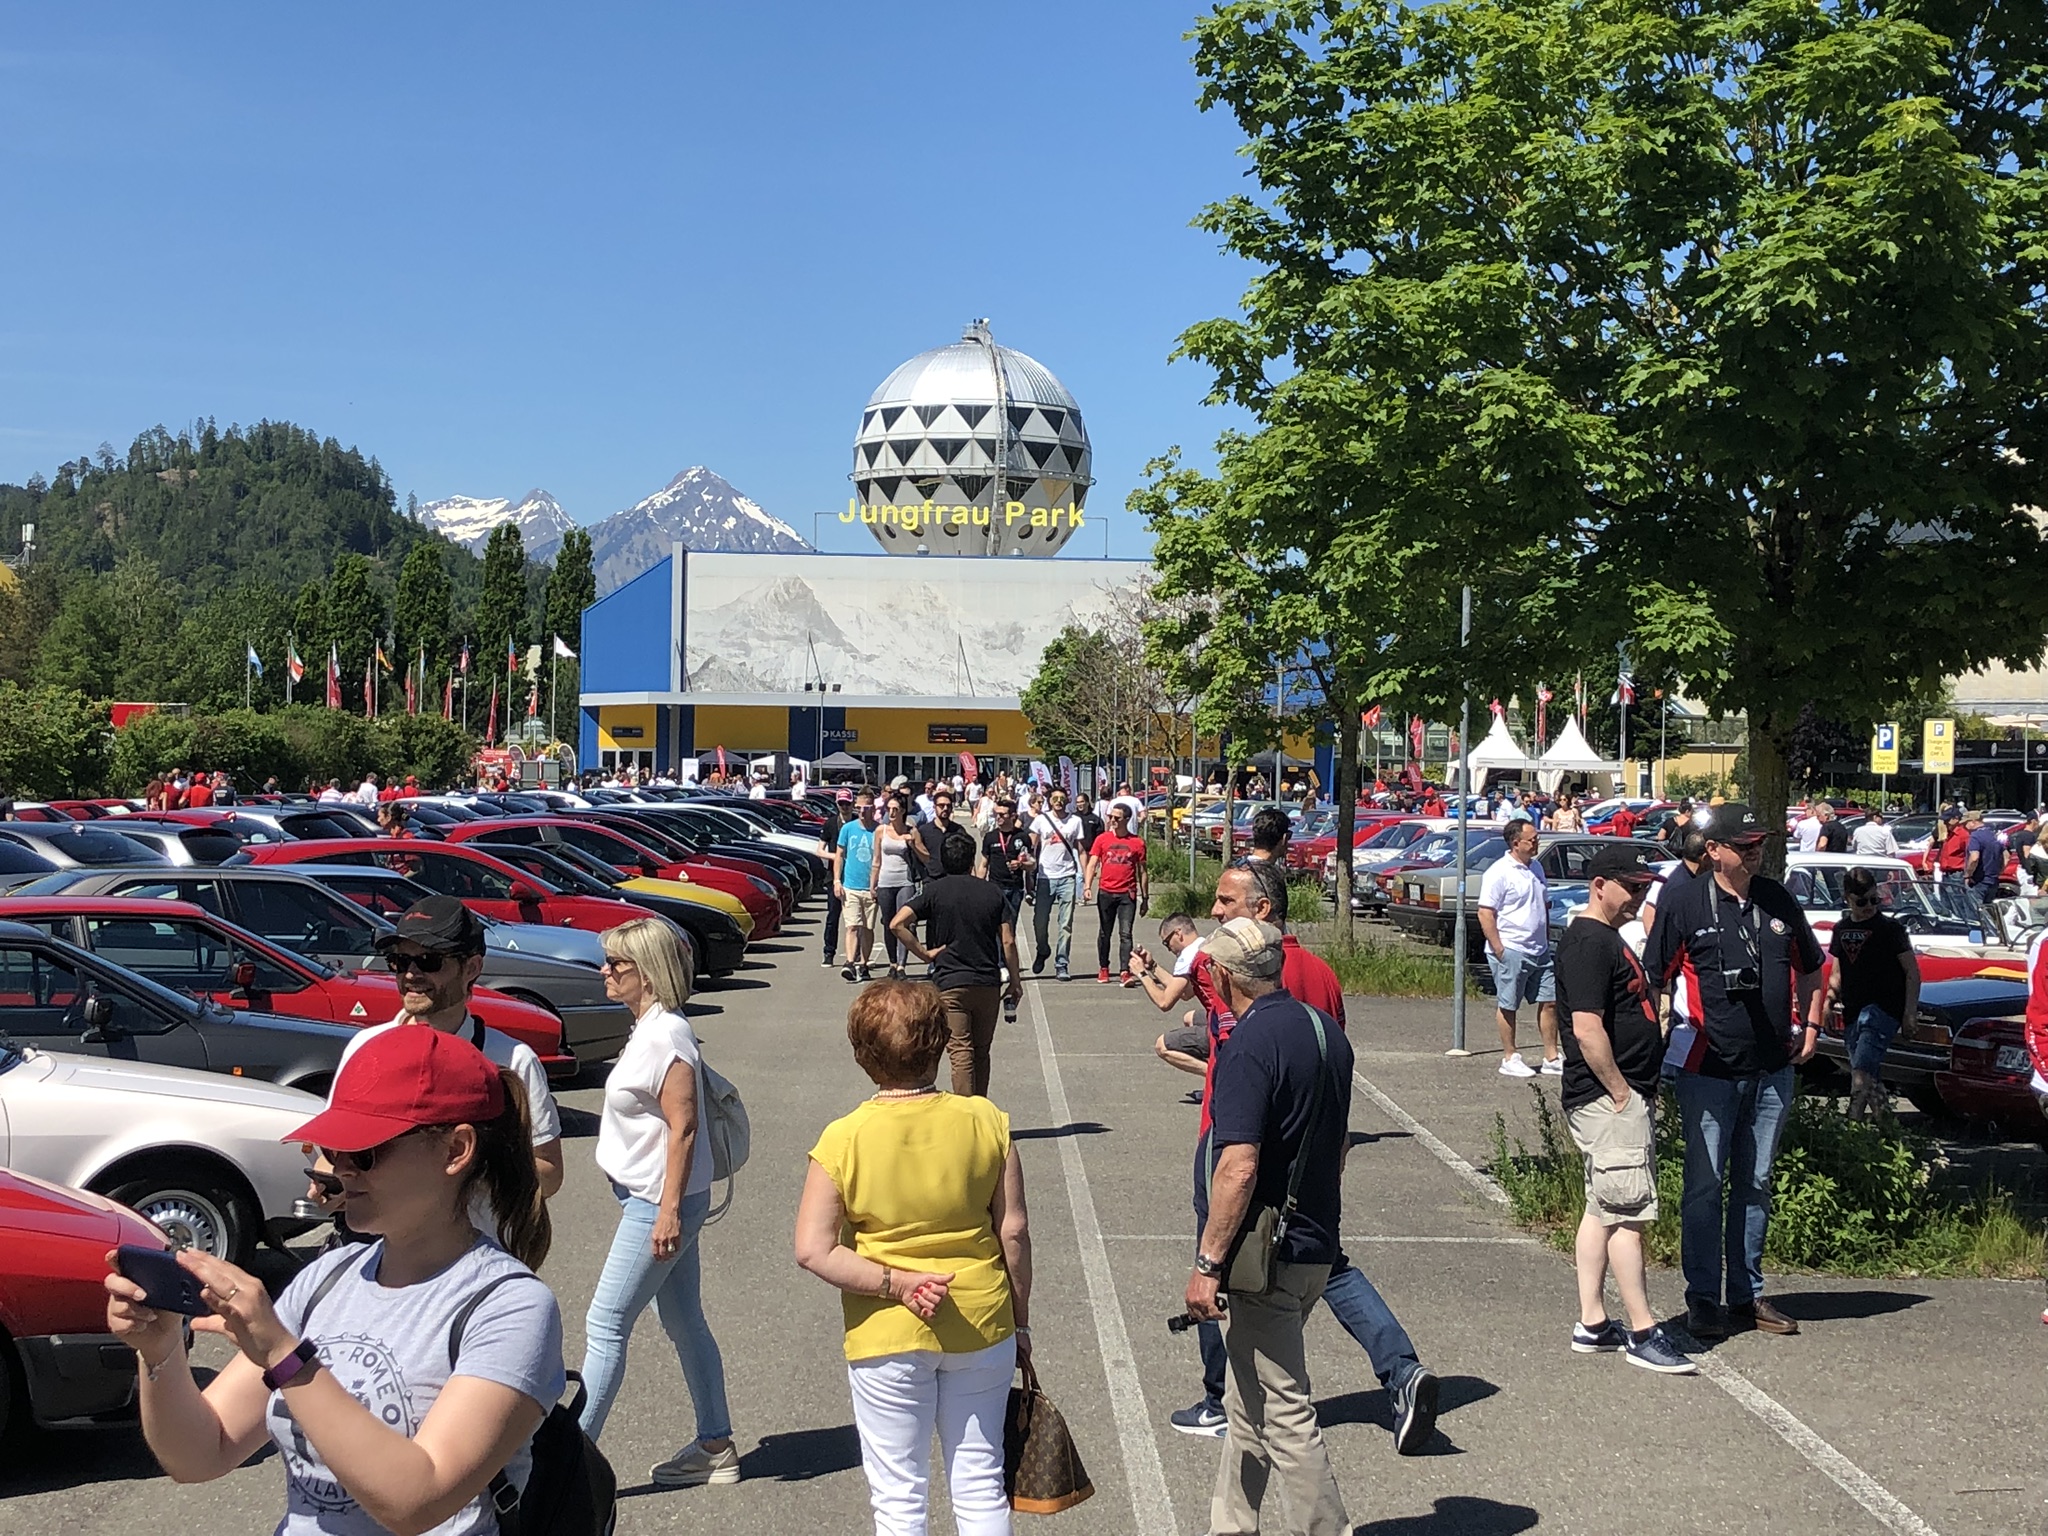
446 1270 552 1526
290 1251 356 1336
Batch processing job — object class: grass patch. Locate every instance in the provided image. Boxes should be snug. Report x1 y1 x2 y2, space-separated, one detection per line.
1315 936 1474 998
1488 1087 2046 1279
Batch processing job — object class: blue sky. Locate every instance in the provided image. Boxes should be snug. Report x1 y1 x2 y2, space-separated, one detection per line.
0 3 1255 557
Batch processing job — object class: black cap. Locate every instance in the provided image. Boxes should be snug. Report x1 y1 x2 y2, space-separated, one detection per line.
373 895 485 956
1586 842 1659 882
1696 802 1765 843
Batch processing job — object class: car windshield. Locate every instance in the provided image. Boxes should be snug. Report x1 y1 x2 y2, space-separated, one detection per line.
1362 822 1426 850
12 826 168 866
1784 866 1950 923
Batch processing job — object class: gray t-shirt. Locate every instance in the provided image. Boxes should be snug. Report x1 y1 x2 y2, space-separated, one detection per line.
269 1237 565 1536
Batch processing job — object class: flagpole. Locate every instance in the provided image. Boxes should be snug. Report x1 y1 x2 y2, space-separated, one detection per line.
550 647 558 745
286 635 294 707
245 646 251 710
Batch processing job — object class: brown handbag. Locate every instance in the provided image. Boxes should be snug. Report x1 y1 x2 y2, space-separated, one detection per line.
1004 1356 1094 1515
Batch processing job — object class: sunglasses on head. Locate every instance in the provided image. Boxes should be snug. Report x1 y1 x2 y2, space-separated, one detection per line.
320 1124 444 1173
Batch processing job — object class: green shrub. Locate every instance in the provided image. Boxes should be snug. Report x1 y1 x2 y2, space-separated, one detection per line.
108 706 196 791
1488 1086 2043 1279
0 683 111 799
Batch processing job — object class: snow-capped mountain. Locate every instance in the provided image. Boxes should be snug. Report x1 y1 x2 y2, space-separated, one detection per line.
588 467 811 593
415 488 574 562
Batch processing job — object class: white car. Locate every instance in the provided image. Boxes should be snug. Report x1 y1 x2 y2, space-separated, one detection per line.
0 1038 324 1262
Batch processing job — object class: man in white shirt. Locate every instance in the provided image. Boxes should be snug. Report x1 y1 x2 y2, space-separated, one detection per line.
334 896 564 1199
1792 802 1825 853
1849 808 1900 858
1477 819 1563 1077
1029 787 1086 981
1110 781 1147 831
356 773 380 808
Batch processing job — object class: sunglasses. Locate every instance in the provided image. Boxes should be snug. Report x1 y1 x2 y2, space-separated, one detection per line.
384 950 459 975
600 956 638 973
320 1124 443 1173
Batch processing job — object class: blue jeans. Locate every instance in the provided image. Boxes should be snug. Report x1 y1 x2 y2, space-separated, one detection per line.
579 1185 730 1443
1673 1066 1796 1308
1846 1004 1901 1077
1032 874 1077 972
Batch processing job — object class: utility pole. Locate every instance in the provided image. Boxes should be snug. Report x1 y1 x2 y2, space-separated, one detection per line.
1450 585 1473 1056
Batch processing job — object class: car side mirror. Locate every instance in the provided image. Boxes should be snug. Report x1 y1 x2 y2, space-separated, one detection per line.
638 858 660 876
78 992 120 1042
508 881 542 903
231 960 259 992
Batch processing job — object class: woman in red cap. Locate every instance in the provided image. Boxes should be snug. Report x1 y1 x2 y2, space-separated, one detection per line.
105 1025 566 1536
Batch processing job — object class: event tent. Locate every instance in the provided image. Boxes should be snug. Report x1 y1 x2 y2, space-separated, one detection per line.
1465 714 1534 784
1536 718 1621 794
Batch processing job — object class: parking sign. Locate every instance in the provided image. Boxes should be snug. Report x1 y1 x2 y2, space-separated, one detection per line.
1870 723 1898 775
1923 718 1955 775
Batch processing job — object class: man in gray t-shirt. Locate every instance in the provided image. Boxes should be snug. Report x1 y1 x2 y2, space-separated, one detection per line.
272 1239 565 1535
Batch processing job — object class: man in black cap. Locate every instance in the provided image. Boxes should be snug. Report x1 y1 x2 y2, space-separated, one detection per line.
1642 804 1823 1341
339 895 563 1197
1557 843 1695 1374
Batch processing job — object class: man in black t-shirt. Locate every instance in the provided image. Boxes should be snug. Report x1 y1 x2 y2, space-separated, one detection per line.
1642 803 1824 1342
1823 867 1919 1120
978 800 1036 928
892 827 1020 1098
1556 843 1696 1375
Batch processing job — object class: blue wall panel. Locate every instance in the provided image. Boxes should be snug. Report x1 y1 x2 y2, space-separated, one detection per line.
582 556 673 694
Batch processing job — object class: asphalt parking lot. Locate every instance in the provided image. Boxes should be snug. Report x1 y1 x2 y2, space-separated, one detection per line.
4 903 2045 1535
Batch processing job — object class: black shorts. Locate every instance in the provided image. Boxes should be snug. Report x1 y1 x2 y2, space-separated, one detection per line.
1161 1025 1210 1060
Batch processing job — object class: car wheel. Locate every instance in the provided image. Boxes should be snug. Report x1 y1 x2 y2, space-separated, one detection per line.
105 1167 253 1265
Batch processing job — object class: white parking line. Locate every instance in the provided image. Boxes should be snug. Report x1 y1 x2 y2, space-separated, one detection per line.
1352 1065 1944 1536
1027 983 1177 1536
1103 1234 1538 1246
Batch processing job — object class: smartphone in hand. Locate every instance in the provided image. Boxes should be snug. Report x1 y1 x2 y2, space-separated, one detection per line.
115 1244 210 1317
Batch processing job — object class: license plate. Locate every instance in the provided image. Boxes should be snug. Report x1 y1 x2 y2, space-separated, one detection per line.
1406 882 1422 903
1995 1044 2029 1073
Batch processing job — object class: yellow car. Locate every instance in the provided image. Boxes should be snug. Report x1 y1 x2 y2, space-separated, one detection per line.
619 874 755 938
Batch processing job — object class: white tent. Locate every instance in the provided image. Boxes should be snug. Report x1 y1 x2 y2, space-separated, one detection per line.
1465 713 1534 787
1537 718 1621 794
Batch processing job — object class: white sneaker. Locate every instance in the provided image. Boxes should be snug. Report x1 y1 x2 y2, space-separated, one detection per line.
1538 1056 1565 1077
651 1440 742 1487
1499 1054 1537 1079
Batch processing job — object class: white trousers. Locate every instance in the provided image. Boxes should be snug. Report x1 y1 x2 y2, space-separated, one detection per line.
847 1336 1016 1536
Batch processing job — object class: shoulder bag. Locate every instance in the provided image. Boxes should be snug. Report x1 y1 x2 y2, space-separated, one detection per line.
1004 1356 1094 1514
1211 1007 1334 1298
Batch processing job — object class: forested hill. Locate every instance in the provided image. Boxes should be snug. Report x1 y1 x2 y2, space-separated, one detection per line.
0 420 452 597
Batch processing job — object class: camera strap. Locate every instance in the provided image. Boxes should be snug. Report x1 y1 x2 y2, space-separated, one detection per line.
1706 876 1762 970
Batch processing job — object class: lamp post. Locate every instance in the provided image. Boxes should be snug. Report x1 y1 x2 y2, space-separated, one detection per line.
1450 585 1472 1057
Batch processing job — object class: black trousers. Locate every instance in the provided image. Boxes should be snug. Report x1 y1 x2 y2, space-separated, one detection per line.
821 886 843 962
1096 891 1137 974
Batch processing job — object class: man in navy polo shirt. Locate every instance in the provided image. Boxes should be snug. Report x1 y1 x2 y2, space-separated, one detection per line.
1184 917 1354 1536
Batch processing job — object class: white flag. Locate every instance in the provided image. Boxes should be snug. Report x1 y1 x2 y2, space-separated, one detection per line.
552 634 577 659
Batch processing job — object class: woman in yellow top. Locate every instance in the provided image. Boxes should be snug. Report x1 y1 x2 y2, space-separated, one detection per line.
796 980 1032 1536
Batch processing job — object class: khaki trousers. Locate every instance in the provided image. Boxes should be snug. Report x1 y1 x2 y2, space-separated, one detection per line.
1211 1260 1350 1536
940 984 1001 1098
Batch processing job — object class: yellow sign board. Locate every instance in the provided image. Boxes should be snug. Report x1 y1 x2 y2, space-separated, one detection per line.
1870 723 1898 775
1923 718 1955 775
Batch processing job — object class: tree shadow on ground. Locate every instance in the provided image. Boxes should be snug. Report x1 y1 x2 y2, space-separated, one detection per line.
1013 1122 1110 1141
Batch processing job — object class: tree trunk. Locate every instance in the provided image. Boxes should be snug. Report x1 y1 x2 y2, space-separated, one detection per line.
1333 683 1359 945
1749 712 1792 880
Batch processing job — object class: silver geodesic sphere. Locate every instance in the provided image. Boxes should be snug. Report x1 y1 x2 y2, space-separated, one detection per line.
849 320 1093 556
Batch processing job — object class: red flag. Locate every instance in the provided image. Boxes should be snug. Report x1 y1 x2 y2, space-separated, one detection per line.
460 641 471 676
486 681 498 745
716 746 727 776
404 669 417 715
363 656 375 718
1362 705 1382 730
443 673 454 721
326 643 341 710
1489 698 1504 718
959 751 978 784
1408 716 1425 758
506 636 518 675
526 679 539 719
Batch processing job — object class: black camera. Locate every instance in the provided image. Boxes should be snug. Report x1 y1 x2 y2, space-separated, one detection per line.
1722 966 1760 994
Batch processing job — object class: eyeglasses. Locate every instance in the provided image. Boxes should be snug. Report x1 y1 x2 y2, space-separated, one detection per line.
600 956 637 973
384 950 455 975
320 1125 443 1173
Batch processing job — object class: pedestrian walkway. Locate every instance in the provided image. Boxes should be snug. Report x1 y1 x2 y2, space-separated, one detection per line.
5 919 2041 1534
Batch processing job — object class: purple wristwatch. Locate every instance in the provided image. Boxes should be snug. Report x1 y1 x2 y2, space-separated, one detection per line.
262 1338 320 1391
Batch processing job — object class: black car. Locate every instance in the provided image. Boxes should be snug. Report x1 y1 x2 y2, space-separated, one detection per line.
0 918 351 1092
1811 973 2030 1117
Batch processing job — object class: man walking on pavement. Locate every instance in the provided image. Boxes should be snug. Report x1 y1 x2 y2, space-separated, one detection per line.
835 790 881 982
820 791 857 968
891 827 1022 1098
1479 818 1564 1077
979 798 1036 930
1184 918 1354 1536
1557 844 1697 1374
1169 864 1439 1454
1643 803 1824 1341
1083 802 1149 984
1029 788 1085 980
1965 807 2005 907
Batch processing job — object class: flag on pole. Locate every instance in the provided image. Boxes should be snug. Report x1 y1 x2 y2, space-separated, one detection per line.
443 672 454 721
552 634 576 660
404 669 417 715
1574 672 1586 726
1362 705 1382 730
526 678 540 718
375 641 393 674
1488 698 1503 718
1408 716 1425 759
245 642 264 678
326 643 341 709
364 656 376 718
287 642 305 684
1611 670 1635 707
459 641 471 676
486 681 498 745
506 636 518 675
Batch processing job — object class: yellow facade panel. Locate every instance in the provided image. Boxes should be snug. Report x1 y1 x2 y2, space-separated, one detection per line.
596 705 656 752
692 705 795 752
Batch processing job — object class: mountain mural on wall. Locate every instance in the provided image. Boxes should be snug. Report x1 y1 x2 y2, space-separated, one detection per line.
414 467 811 588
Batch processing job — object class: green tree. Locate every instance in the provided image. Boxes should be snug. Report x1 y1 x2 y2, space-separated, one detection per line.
0 684 110 796
290 580 329 684
325 553 385 713
544 528 595 653
476 524 530 686
1175 0 2048 850
36 580 120 698
371 713 475 789
108 707 198 793
392 542 454 685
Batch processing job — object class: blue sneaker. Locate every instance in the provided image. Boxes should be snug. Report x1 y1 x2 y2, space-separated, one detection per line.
1390 1368 1439 1455
1571 1319 1626 1354
1168 1400 1226 1438
1624 1325 1699 1375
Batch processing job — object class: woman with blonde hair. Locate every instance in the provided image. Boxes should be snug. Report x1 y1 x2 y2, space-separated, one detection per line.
796 979 1032 1535
578 916 738 1486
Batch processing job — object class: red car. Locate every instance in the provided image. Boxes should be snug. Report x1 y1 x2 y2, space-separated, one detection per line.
0 1169 168 1435
245 839 671 941
1288 810 1410 874
442 818 782 938
1938 1014 2042 1134
0 896 568 1074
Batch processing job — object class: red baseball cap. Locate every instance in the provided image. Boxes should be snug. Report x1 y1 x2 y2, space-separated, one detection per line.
287 1024 504 1151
